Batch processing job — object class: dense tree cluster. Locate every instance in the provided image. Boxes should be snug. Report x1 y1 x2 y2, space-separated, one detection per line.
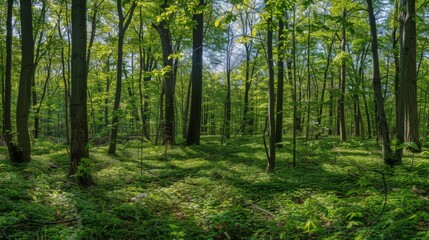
0 0 428 186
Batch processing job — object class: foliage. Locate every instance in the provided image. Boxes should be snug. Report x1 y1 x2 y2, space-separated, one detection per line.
1 137 429 239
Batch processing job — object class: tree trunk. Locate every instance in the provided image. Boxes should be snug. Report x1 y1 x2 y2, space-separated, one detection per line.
266 8 275 173
137 9 152 140
182 77 191 139
328 81 333 136
305 11 311 142
15 0 34 163
4 0 18 161
366 0 396 164
338 8 347 142
275 17 284 144
57 9 71 144
292 7 297 166
153 20 175 145
109 0 137 154
186 0 204 145
32 0 47 140
316 35 335 139
69 0 94 187
223 25 233 141
104 55 111 128
397 0 420 155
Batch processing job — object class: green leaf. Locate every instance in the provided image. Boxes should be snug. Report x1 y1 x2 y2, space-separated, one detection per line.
304 220 317 233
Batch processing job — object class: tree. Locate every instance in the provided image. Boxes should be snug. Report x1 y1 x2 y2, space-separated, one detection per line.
56 2 71 144
136 7 156 141
239 8 258 135
366 0 396 165
4 0 18 161
338 8 347 142
108 0 137 154
396 0 421 158
265 2 275 173
153 0 176 145
222 24 233 142
14 0 34 162
69 0 94 187
291 6 297 167
275 14 284 144
186 0 205 145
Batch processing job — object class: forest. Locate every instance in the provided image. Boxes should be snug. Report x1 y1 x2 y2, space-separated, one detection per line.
1 0 429 238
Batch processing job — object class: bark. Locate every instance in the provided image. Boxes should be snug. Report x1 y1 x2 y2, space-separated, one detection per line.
4 0 18 161
182 77 191 138
338 8 347 142
109 0 137 154
186 0 204 145
69 0 94 187
15 0 34 163
305 12 311 142
275 17 284 144
154 32 175 144
153 1 176 145
392 0 400 138
104 55 111 127
397 0 421 155
223 25 233 142
292 7 297 166
366 0 396 164
266 8 276 173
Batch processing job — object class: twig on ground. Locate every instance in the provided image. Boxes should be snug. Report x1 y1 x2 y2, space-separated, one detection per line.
249 202 276 218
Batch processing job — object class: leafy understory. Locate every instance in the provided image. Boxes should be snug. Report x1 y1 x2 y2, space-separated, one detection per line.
1 136 429 239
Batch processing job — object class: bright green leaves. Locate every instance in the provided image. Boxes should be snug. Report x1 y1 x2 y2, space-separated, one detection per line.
76 158 93 177
214 11 237 29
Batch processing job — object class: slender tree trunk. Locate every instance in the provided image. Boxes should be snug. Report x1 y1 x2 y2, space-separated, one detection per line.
4 0 18 161
186 0 204 145
292 7 297 166
266 6 275 173
109 0 137 154
328 74 334 136
155 83 165 145
137 10 152 140
32 1 47 140
275 17 284 144
392 1 400 139
69 0 94 187
338 8 347 142
104 55 111 128
305 11 311 142
223 25 233 141
316 35 335 139
34 56 52 137
242 48 251 135
182 77 191 138
57 9 71 144
366 0 396 164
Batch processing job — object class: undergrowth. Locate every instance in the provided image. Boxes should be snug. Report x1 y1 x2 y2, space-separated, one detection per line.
1 136 429 239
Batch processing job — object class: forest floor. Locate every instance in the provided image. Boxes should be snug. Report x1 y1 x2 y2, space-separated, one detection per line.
1 136 429 239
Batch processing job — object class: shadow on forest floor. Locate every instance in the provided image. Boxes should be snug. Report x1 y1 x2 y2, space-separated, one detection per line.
1 136 429 239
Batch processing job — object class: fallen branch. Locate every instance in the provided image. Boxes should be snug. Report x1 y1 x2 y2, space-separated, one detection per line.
249 202 276 218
